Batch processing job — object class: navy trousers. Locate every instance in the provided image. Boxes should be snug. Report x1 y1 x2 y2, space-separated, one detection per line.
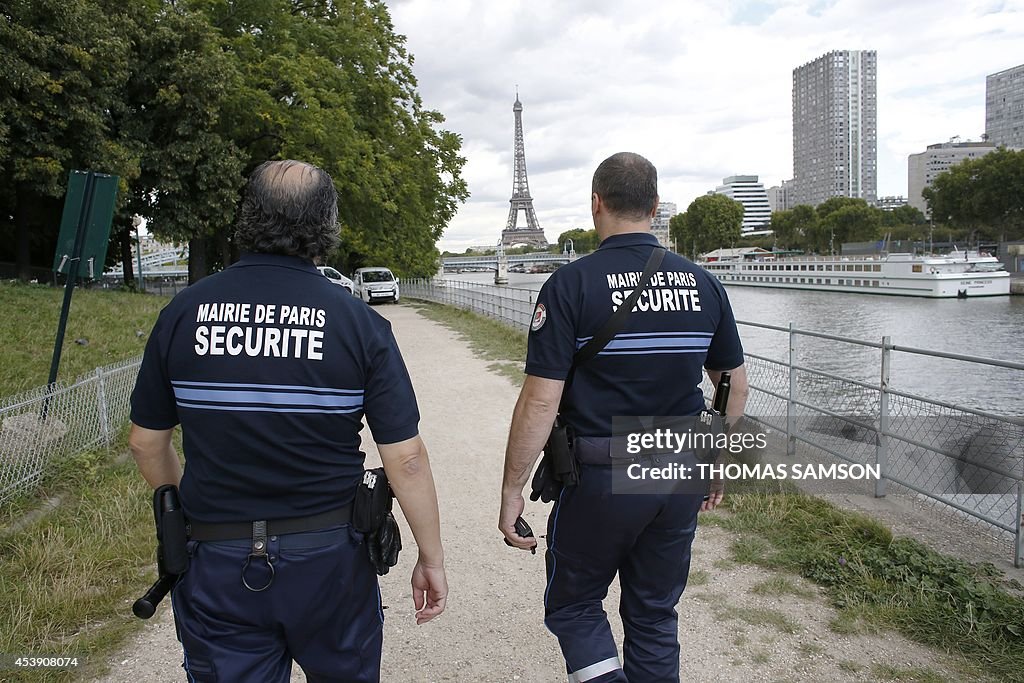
544 464 704 683
171 525 382 682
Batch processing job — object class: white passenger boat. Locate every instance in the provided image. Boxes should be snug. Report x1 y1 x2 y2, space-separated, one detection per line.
700 251 1010 298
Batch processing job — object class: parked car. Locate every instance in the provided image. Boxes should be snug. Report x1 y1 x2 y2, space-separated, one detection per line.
352 266 400 303
316 265 354 295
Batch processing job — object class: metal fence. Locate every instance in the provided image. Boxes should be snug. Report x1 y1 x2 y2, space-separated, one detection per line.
405 278 1024 567
404 278 538 332
0 357 141 507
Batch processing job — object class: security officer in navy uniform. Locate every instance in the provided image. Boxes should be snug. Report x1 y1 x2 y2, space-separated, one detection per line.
500 152 748 682
129 160 447 682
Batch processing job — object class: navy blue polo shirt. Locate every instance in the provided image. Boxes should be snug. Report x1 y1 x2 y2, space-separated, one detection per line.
130 253 420 523
526 232 744 437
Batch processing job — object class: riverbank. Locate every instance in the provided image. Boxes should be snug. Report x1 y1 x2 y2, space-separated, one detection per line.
93 303 1015 682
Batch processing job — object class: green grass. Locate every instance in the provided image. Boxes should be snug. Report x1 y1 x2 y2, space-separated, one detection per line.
0 283 173 680
714 493 1024 681
721 605 801 634
0 431 161 682
0 281 166 397
687 569 710 586
870 663 950 682
750 575 816 599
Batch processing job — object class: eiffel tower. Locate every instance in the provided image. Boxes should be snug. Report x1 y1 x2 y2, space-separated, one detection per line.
501 93 549 249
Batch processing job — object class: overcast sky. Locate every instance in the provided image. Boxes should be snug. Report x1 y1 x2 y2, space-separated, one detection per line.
385 0 1023 252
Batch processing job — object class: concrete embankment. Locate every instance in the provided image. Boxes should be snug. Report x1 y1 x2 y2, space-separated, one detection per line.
1010 273 1024 295
95 304 997 683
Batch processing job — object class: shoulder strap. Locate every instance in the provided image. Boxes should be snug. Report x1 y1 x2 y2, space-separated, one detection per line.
573 246 666 367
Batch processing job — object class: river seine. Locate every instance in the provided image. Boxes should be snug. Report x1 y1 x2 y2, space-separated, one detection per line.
441 271 1024 415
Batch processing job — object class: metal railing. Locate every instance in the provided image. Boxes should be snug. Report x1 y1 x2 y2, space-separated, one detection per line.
405 278 1024 567
0 357 141 507
404 278 539 332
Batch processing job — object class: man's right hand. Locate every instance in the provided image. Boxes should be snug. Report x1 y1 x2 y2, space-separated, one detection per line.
701 476 725 512
411 559 447 625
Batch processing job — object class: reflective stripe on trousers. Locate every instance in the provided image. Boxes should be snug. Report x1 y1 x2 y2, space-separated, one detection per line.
567 656 623 682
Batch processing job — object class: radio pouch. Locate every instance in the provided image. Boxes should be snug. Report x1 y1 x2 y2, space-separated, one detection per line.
354 467 402 575
545 417 578 487
693 407 727 465
367 511 402 575
353 467 392 534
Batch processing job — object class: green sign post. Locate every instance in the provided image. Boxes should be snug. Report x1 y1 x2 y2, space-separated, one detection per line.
47 170 119 391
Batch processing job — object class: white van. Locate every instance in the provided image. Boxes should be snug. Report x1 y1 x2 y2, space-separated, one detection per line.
352 267 400 304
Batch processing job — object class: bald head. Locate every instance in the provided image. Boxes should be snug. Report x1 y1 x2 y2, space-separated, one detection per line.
234 160 340 261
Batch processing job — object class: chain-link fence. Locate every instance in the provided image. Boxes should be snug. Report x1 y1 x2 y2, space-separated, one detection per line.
406 279 1024 567
404 278 538 331
0 357 141 507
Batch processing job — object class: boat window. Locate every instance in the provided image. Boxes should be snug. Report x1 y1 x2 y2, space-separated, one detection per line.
912 265 922 273
872 280 879 287
826 265 833 271
873 265 881 272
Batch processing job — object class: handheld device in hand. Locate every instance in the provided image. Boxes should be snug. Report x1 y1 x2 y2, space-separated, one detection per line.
504 516 537 554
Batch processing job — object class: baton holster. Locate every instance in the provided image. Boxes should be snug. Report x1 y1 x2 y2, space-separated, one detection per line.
154 484 189 577
354 468 402 576
132 484 188 619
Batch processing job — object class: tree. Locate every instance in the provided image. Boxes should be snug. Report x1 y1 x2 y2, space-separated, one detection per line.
815 196 864 220
881 204 926 228
555 228 598 254
115 4 246 284
194 0 468 279
924 147 1024 241
673 194 743 257
0 0 139 281
819 203 882 253
770 205 818 249
668 212 687 255
1 0 468 282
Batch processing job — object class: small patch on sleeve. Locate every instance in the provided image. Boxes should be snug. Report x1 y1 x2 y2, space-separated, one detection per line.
530 303 547 332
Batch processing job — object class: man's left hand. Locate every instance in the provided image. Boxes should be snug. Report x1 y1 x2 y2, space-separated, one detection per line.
701 477 725 512
498 491 537 551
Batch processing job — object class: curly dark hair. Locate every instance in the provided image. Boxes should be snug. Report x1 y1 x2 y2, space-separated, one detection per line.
234 160 340 260
592 152 659 220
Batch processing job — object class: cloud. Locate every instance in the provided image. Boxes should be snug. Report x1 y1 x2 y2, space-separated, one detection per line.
386 0 1024 251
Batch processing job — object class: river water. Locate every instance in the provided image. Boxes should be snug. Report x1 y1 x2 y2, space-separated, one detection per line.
441 271 1024 415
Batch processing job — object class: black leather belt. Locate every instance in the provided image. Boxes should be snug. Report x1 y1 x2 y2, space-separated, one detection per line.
186 504 353 542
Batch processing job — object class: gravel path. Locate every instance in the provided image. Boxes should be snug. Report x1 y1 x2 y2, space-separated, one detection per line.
96 304 993 682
